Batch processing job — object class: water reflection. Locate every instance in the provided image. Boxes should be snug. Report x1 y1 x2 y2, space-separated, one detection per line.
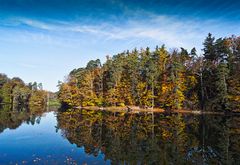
0 107 239 164
0 107 45 134
0 107 109 164
57 109 240 164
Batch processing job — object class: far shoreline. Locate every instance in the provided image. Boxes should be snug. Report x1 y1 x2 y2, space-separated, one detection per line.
73 106 232 115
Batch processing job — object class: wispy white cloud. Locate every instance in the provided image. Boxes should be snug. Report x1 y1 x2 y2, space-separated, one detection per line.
0 14 239 52
1 11 239 92
20 18 54 30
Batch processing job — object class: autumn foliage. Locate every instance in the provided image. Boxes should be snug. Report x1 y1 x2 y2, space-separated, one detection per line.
58 34 240 112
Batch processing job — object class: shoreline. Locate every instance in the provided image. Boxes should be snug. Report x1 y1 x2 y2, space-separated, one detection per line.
74 106 227 115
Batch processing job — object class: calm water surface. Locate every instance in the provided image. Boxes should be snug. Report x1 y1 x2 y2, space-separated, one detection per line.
0 109 239 164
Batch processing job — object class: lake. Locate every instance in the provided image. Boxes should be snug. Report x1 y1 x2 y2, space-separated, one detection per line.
0 108 239 164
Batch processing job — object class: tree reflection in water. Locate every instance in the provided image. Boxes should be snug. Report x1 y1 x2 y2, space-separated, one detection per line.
57 109 240 164
0 106 47 134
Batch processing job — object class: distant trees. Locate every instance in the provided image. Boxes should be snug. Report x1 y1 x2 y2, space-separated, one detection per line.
58 34 240 112
0 74 47 111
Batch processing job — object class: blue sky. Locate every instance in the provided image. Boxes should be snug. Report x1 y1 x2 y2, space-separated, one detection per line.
0 0 240 91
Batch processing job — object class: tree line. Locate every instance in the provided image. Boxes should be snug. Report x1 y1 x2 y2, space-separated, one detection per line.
0 74 47 111
58 34 240 112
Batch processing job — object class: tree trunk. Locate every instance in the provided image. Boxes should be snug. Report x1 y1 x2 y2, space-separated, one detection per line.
152 80 154 109
200 71 204 110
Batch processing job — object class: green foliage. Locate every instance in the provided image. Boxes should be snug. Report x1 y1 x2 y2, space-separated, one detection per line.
29 90 47 110
202 35 240 111
1 82 12 104
0 74 47 112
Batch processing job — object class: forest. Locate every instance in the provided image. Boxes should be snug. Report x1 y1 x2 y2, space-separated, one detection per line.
0 74 47 111
58 34 240 112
